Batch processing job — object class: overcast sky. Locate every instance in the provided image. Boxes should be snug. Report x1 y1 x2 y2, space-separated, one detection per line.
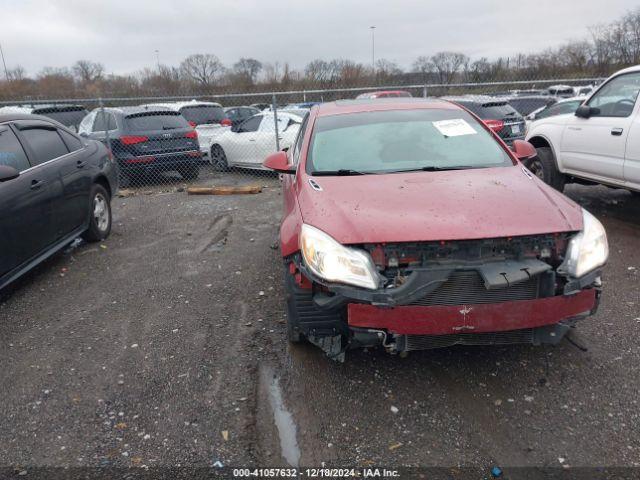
1 0 638 76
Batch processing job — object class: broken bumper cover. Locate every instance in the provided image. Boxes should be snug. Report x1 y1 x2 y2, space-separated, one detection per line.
347 289 598 336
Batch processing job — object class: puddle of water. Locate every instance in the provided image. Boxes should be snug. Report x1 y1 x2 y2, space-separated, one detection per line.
261 366 301 467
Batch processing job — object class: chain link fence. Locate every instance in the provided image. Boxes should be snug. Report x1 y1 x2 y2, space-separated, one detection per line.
0 76 604 189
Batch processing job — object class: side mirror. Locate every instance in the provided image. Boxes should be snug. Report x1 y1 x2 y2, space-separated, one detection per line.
263 151 296 174
575 105 594 119
511 140 537 161
0 165 20 182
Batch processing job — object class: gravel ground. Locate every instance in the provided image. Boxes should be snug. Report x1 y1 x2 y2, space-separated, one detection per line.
0 172 638 475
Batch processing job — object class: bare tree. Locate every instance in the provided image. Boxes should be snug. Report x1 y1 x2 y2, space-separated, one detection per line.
233 58 262 84
412 56 433 81
429 51 469 84
73 60 104 83
180 54 225 88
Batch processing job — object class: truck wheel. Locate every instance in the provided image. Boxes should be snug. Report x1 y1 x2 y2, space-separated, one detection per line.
82 184 112 242
210 145 229 172
529 147 565 191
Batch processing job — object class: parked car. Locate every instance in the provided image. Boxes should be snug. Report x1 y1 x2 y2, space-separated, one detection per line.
574 85 594 96
505 95 557 117
250 103 272 111
356 90 412 99
547 85 576 98
0 104 89 132
0 113 117 290
526 65 640 193
443 95 526 144
209 111 304 170
526 96 586 122
142 100 225 127
222 106 261 127
79 106 201 182
263 98 607 361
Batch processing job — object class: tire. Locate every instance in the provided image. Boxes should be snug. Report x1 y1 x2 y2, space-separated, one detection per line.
527 147 565 191
82 184 112 243
284 268 304 343
210 145 229 172
178 165 200 181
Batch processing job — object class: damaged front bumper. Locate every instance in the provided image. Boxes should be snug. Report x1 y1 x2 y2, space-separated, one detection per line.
291 257 601 361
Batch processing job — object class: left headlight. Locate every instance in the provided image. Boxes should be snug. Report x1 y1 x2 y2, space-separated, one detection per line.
300 224 381 290
560 208 609 278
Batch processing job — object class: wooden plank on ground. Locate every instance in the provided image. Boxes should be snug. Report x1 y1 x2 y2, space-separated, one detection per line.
187 185 262 195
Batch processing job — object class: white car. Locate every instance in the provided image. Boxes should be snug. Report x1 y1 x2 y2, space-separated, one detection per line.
526 65 640 194
142 100 225 128
208 111 305 170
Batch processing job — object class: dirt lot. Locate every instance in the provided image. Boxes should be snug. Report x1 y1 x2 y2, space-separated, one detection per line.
0 171 639 475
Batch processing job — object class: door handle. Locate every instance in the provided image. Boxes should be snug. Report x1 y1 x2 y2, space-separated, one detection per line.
248 138 256 142
611 127 624 136
30 179 44 190
77 160 87 168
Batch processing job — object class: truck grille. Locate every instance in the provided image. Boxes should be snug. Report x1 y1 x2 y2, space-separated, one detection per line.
410 270 539 306
404 328 535 351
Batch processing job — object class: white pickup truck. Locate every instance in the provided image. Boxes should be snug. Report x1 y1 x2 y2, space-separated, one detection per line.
525 65 640 195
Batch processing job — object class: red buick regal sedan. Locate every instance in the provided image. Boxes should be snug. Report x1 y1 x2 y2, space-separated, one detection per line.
263 98 608 361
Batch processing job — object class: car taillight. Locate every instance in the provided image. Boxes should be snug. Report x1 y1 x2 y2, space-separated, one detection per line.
484 119 504 133
120 135 149 145
220 118 233 127
185 130 198 139
188 121 197 128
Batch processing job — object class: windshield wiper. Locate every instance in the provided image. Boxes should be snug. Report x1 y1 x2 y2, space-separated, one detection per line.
389 165 483 173
311 169 368 176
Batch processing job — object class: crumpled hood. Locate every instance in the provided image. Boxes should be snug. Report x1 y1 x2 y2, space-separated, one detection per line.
297 166 583 244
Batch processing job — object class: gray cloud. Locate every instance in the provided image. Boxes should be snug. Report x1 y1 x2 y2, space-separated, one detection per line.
1 0 638 76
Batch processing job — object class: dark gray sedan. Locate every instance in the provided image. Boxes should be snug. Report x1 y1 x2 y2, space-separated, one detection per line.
0 113 118 290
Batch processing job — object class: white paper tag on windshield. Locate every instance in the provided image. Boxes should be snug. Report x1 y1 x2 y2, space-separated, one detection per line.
432 119 477 137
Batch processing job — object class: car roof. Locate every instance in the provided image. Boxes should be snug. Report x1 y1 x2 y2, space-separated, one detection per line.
0 103 87 112
143 100 223 110
95 105 179 116
315 98 458 117
440 95 508 105
0 112 70 126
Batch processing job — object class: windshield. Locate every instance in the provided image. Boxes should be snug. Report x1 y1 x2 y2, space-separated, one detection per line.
180 105 225 125
125 113 190 131
307 109 512 175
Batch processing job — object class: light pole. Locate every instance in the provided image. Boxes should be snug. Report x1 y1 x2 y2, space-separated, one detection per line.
370 26 376 72
155 50 160 72
0 41 9 80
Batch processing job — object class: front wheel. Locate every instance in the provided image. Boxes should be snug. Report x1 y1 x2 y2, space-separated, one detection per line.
526 147 565 191
82 184 112 242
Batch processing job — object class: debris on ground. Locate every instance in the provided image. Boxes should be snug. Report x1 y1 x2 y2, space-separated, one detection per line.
187 185 262 195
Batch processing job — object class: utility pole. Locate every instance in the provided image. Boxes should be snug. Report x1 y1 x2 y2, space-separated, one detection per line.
155 50 160 72
0 41 9 80
370 26 376 72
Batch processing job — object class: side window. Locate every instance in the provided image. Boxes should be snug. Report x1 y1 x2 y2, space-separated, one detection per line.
587 73 640 118
92 111 117 132
59 130 84 152
20 128 69 165
238 115 262 133
0 126 30 172
292 114 310 165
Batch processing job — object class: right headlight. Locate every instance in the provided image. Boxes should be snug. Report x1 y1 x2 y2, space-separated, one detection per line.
560 208 609 278
299 224 381 290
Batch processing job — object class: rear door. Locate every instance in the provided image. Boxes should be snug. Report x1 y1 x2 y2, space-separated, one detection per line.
560 72 640 183
0 124 57 279
14 121 87 240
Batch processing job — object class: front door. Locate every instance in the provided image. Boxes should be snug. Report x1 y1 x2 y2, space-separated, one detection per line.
0 124 56 282
560 72 640 183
